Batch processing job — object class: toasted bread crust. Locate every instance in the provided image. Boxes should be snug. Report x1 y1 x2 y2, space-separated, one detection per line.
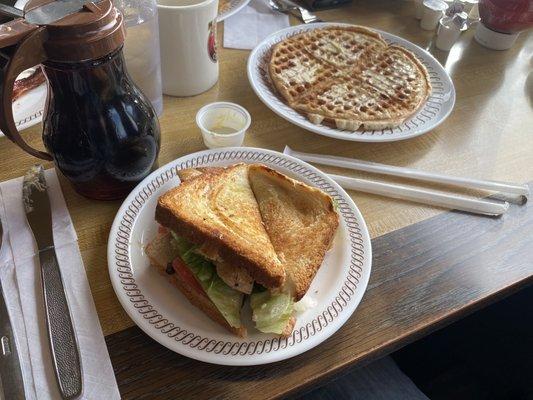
156 165 285 289
145 232 247 337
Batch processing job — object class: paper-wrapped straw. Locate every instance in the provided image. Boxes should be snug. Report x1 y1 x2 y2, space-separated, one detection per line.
284 146 529 199
329 174 509 217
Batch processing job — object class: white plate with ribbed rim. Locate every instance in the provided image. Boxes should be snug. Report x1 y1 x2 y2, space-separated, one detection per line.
218 0 250 21
247 23 456 142
108 147 371 365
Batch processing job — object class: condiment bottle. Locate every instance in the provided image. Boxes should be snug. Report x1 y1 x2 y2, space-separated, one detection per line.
0 0 161 200
475 0 533 50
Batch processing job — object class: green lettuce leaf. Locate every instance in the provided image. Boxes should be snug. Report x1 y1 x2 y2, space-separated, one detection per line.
170 232 243 328
171 231 192 255
250 291 294 334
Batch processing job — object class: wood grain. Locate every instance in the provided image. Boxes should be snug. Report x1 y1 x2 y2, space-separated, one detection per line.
0 0 530 346
106 183 533 399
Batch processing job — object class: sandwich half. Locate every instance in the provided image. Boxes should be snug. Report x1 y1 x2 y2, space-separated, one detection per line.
156 164 285 288
147 163 338 337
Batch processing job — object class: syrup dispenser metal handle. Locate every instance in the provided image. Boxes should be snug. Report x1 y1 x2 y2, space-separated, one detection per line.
0 19 52 160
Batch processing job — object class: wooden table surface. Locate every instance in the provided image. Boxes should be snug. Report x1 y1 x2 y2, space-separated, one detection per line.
1 0 532 398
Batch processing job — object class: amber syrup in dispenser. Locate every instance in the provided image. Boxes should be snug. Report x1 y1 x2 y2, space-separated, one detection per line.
0 0 161 200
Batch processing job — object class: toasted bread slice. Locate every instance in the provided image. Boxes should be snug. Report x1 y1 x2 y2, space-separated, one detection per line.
145 231 247 337
156 164 285 289
248 165 339 301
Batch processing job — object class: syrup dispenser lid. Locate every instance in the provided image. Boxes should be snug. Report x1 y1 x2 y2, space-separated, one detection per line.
24 0 125 62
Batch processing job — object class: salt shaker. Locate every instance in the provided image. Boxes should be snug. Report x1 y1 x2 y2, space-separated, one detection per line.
421 0 448 30
436 14 463 50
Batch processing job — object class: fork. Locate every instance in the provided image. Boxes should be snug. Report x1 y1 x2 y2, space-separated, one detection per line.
269 0 323 23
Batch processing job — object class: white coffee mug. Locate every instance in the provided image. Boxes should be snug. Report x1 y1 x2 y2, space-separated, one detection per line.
157 0 219 96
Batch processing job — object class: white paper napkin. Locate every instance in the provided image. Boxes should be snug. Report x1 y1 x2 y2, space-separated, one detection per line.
223 0 290 50
0 169 120 400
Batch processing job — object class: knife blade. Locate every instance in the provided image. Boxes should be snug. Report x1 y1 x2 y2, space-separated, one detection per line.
0 214 26 400
23 165 82 400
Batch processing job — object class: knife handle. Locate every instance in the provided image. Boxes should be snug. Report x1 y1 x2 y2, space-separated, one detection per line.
40 248 82 400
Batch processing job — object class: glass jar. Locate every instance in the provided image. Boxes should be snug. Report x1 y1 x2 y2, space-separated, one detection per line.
115 0 164 116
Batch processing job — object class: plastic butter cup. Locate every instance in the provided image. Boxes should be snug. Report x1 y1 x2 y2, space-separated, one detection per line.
196 102 251 149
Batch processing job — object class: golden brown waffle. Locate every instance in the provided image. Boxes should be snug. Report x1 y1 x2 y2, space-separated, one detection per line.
269 26 431 130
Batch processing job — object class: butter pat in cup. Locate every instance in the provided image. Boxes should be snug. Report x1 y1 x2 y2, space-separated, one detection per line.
196 102 251 149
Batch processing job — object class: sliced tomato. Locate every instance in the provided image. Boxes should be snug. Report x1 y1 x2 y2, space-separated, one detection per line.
172 257 207 298
158 225 169 235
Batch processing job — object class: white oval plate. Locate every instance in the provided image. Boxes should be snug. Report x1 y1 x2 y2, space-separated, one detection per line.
247 23 456 142
108 147 372 365
218 0 250 21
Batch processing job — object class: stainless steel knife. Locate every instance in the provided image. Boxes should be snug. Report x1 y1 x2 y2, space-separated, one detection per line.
23 165 82 400
0 217 26 400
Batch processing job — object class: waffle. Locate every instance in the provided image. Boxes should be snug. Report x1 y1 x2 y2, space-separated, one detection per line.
268 26 431 131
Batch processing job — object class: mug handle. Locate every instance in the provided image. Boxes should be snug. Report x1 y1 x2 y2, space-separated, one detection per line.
0 20 52 160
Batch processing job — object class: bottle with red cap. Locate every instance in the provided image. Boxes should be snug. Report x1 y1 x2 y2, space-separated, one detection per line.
475 0 533 50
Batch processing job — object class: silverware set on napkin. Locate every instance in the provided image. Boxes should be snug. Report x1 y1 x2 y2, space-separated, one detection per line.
269 0 323 23
0 165 82 400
